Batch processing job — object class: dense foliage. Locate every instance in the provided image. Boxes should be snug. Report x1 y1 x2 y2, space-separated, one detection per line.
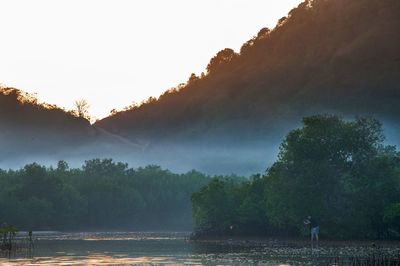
0 159 228 230
192 115 400 239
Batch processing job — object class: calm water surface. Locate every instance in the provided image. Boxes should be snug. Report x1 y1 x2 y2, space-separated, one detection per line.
0 232 399 265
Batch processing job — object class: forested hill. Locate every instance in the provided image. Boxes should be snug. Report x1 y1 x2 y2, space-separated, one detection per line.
0 88 138 169
96 0 400 144
0 87 91 131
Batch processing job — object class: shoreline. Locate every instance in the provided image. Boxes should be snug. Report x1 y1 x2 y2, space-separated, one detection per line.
188 236 400 247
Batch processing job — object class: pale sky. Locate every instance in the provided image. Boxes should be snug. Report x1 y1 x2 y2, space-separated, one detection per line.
1 0 303 119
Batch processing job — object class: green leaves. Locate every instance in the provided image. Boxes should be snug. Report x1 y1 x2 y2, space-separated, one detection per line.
191 115 400 239
192 178 238 231
265 115 399 238
192 176 269 235
0 160 213 230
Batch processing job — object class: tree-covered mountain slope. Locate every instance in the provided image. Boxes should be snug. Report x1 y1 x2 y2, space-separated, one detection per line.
96 0 400 145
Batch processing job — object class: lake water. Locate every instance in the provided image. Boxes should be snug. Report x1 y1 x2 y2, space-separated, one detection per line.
1 231 399 265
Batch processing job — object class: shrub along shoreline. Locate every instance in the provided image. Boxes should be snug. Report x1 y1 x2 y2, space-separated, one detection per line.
0 161 242 231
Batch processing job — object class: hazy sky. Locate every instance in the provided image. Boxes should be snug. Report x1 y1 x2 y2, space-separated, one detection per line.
1 0 303 119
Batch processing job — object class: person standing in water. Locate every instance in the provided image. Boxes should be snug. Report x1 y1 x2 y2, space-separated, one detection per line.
304 216 319 249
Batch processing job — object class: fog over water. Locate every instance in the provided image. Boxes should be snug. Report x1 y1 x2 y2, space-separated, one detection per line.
0 139 280 176
1 119 399 176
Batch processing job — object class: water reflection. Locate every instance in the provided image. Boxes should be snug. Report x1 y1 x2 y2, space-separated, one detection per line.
1 232 399 265
0 255 204 265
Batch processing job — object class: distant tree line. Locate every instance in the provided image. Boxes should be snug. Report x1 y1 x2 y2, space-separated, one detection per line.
192 115 400 239
0 160 240 230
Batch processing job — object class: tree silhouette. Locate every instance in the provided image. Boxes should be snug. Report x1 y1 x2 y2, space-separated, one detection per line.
206 48 237 73
73 99 90 121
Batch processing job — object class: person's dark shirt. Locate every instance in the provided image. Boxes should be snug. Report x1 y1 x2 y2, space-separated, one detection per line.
309 218 318 229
